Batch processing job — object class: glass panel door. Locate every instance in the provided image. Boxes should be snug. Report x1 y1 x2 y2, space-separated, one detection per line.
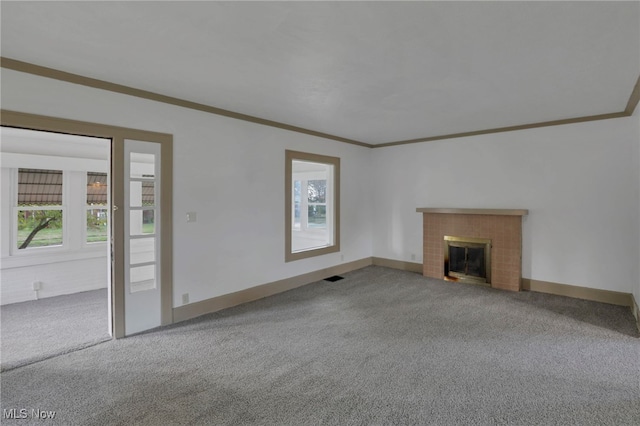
123 140 161 335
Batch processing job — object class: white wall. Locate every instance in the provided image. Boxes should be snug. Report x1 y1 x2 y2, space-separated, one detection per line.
1 257 108 305
0 69 373 307
1 154 109 304
2 67 637 301
372 116 640 293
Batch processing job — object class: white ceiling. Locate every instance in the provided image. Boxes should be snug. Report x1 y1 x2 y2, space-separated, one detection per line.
1 1 638 145
1 127 109 160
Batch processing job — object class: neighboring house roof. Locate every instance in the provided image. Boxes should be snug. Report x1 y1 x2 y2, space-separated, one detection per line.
18 169 111 206
18 169 63 206
86 172 108 205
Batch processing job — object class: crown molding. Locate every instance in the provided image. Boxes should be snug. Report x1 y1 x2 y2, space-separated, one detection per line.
2 57 638 149
377 74 639 148
373 111 630 148
0 57 372 148
625 74 640 116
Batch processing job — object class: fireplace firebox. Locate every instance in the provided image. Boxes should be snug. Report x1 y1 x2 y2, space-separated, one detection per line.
444 236 492 285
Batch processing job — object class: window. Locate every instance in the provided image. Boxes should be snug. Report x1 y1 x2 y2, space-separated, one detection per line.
16 168 64 250
285 150 340 262
87 172 108 243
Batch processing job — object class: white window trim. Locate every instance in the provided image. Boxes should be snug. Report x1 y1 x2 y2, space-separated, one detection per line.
1 246 107 269
10 168 69 256
5 168 110 267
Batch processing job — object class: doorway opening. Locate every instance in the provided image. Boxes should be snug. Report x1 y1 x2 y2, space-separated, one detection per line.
1 110 174 345
0 127 112 370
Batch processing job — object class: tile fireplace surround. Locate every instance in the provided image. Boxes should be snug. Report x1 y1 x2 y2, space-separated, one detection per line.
417 208 528 291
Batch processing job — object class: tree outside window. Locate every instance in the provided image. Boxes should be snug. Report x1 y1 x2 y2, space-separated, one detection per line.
16 169 64 249
87 172 108 243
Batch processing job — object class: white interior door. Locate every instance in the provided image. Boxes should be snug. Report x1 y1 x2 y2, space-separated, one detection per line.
123 139 161 335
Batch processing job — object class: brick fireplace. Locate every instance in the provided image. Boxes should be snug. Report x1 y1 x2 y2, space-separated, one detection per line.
416 208 528 291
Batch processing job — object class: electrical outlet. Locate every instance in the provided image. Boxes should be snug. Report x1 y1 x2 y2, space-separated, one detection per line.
341 254 344 262
182 293 189 305
411 254 416 261
186 212 197 223
32 281 42 291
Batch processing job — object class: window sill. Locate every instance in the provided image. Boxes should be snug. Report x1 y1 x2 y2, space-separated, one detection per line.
1 244 108 269
285 243 340 262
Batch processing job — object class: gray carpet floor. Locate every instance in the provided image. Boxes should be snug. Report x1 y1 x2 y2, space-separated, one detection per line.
1 266 639 425
1 289 110 371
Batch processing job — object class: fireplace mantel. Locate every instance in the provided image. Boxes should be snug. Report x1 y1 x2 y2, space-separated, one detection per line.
416 208 528 216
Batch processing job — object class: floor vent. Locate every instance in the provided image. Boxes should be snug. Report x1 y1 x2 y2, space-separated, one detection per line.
324 275 344 282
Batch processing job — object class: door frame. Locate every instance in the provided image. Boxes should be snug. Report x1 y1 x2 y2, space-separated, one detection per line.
1 110 173 338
